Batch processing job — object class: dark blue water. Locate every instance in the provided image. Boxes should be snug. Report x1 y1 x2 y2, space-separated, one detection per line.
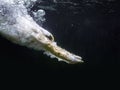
0 0 119 71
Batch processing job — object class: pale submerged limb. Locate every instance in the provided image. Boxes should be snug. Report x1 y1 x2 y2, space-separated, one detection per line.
0 0 83 64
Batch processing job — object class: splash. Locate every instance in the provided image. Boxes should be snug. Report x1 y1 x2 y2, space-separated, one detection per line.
0 0 83 64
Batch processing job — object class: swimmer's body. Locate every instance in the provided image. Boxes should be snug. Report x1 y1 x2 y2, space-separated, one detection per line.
0 0 83 64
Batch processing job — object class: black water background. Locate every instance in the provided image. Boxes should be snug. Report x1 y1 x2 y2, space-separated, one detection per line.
0 0 119 72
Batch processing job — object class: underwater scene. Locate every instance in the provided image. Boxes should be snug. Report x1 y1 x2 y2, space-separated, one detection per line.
0 0 119 71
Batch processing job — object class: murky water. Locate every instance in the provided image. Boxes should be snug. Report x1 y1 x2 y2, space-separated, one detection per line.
0 0 119 68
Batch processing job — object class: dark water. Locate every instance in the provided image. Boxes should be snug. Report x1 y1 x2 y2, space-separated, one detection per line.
0 0 119 72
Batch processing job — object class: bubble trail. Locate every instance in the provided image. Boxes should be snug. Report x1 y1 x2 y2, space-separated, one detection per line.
0 0 83 64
